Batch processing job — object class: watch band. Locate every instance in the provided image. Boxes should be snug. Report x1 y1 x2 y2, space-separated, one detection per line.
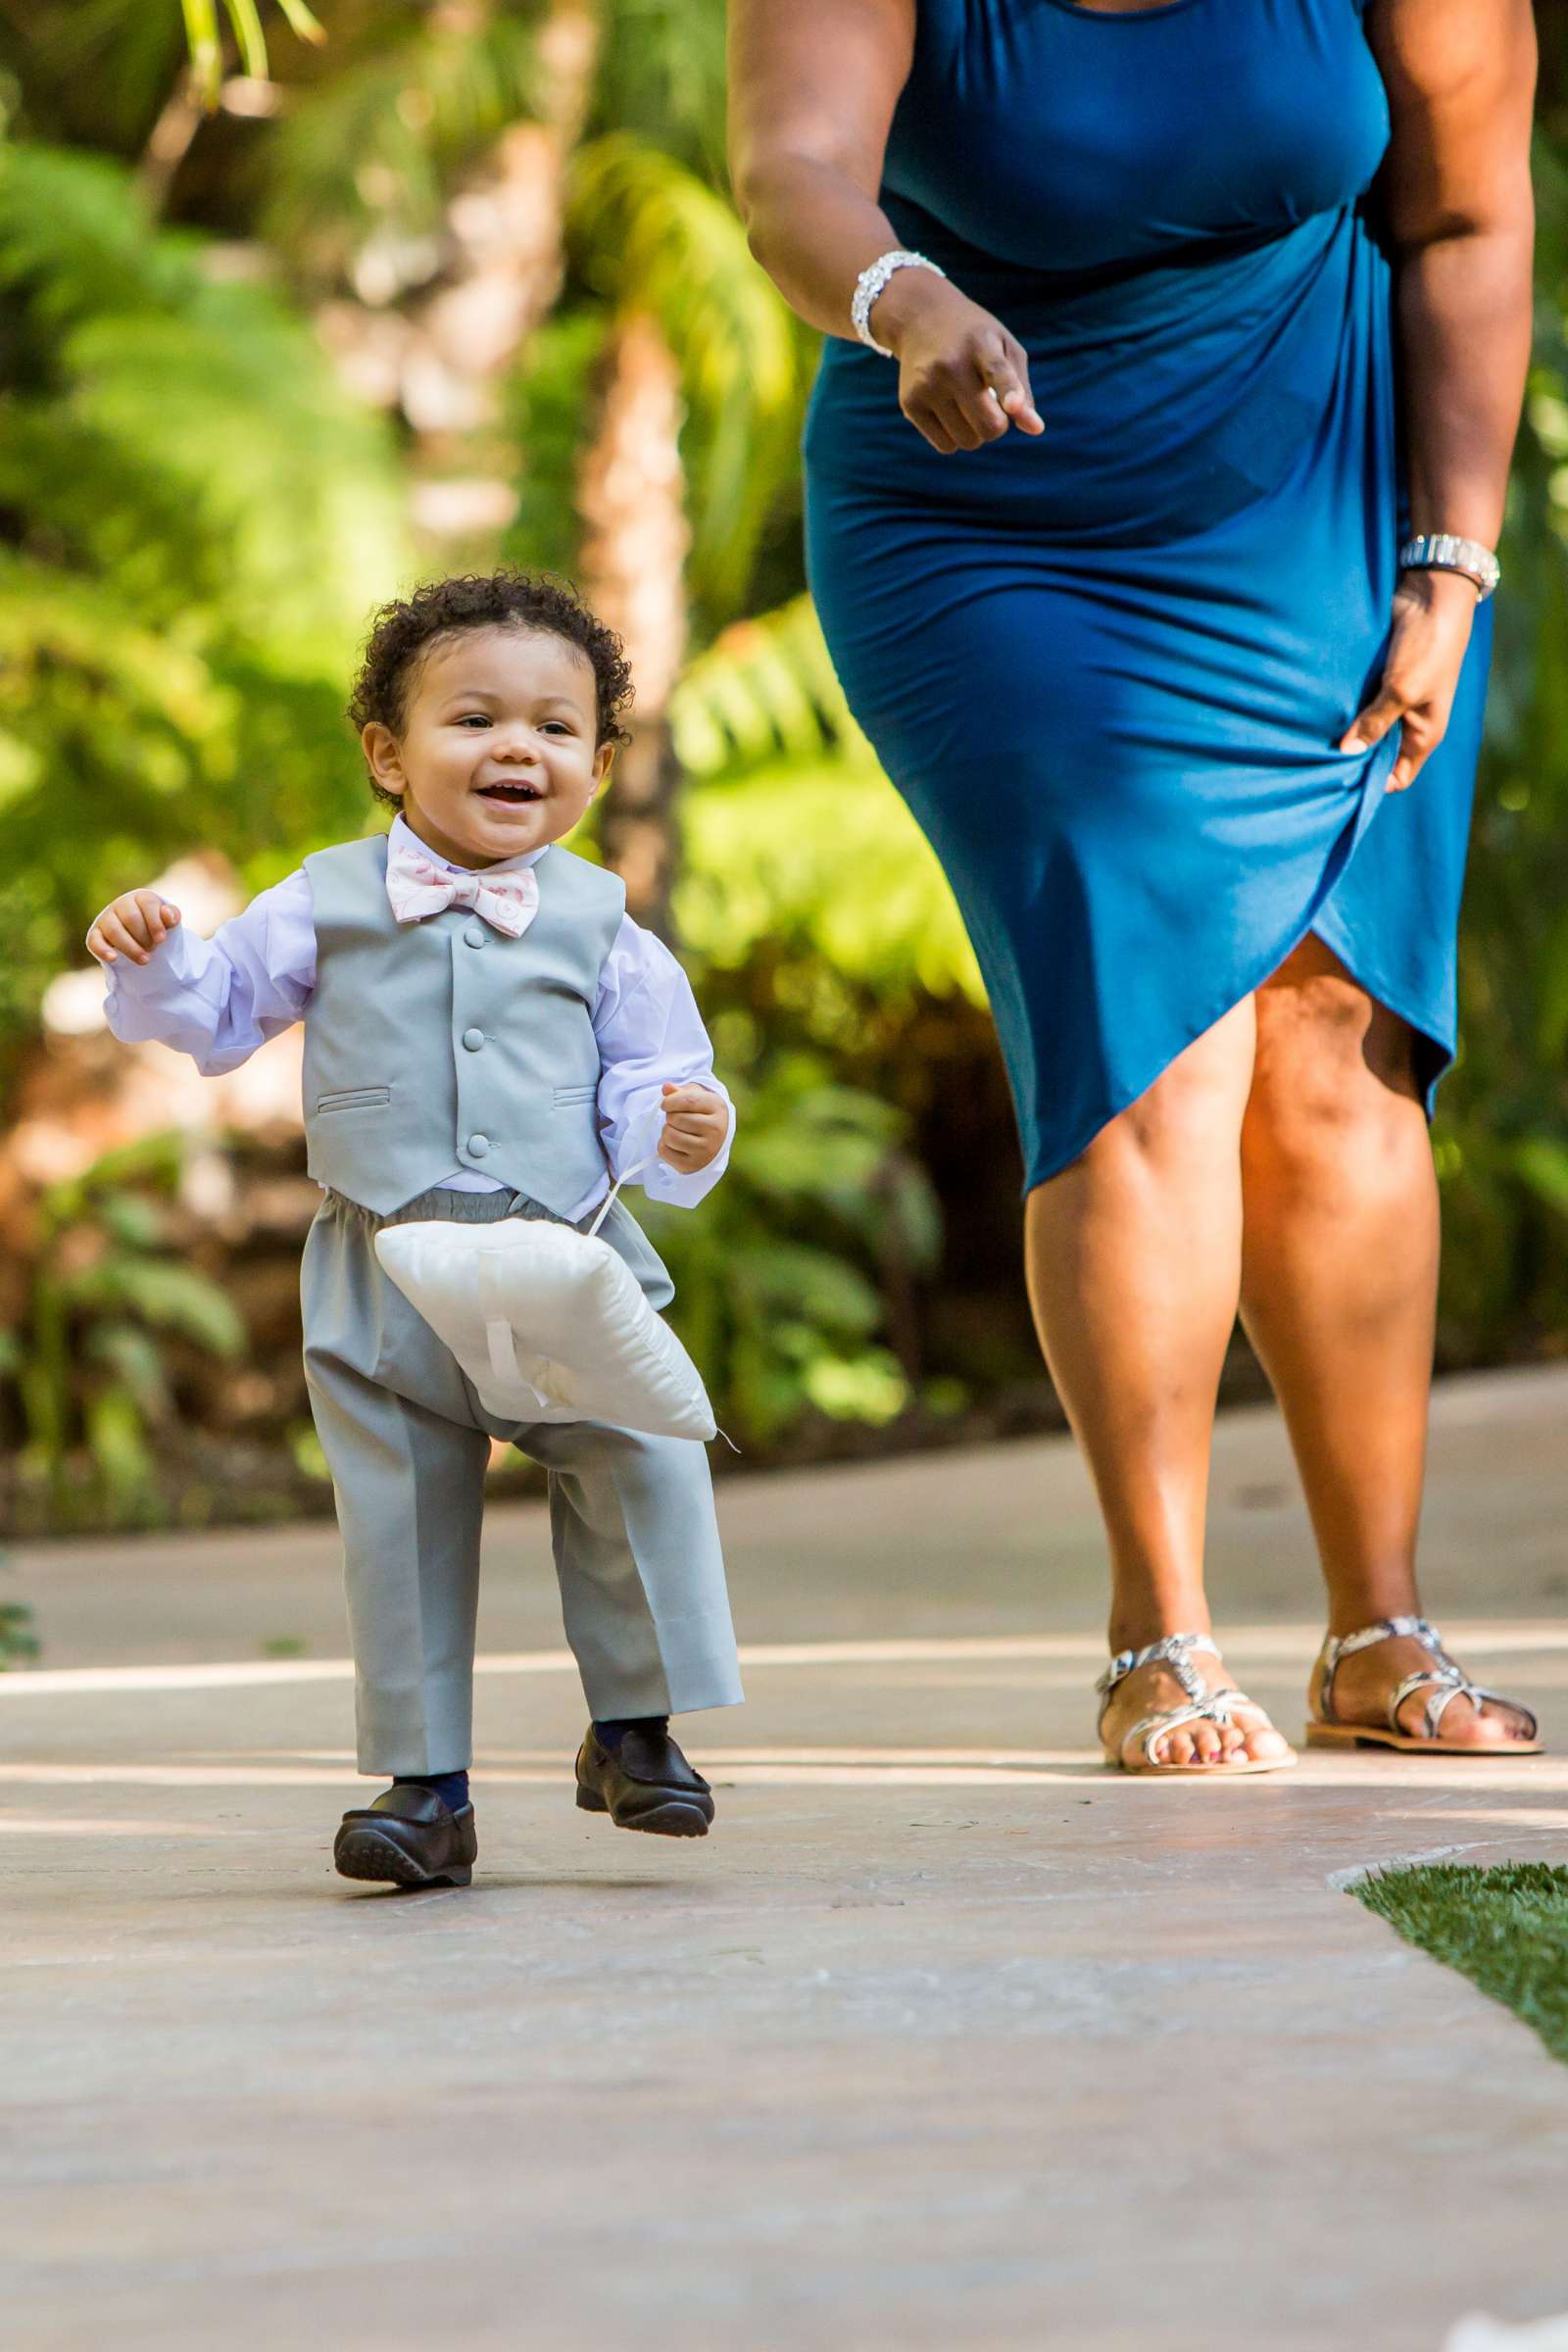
1397 532 1500 602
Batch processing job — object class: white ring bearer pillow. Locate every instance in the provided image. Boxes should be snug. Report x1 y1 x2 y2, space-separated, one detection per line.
373 1102 717 1442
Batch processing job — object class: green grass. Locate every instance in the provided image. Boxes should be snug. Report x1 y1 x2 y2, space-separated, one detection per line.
1353 1863 1568 2065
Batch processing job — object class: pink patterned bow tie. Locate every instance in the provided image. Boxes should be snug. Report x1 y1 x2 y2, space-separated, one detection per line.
385 841 540 940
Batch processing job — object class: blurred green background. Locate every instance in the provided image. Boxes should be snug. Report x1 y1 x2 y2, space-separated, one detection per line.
0 0 1564 1539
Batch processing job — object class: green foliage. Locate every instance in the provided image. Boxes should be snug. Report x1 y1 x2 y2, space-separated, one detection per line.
660 607 998 1437
504 305 613 576
680 763 983 1010
3 2 1567 1527
0 1602 41 1670
671 597 983 1009
1353 1863 1568 2067
0 141 406 1054
1431 129 1568 1360
646 1055 944 1442
255 6 808 630
566 133 809 621
12 2 189 151
0 144 403 655
671 593 858 777
262 4 549 277
586 0 729 185
179 0 324 106
4 1135 249 1523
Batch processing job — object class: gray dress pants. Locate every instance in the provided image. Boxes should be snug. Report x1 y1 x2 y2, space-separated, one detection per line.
301 1185 743 1774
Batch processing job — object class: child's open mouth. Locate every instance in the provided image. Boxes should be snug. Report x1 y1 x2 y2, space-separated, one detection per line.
477 782 543 804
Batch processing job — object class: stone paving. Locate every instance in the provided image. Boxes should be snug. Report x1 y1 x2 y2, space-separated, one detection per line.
4 1366 1568 2350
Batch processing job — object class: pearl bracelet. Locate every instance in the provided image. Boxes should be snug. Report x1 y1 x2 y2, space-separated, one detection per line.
851 249 947 359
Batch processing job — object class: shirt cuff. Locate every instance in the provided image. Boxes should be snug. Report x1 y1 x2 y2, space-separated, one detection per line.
96 928 211 1043
637 1085 736 1210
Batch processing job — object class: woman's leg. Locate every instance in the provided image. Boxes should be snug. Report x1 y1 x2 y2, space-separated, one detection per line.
1024 997 1291 1766
1240 935 1524 1743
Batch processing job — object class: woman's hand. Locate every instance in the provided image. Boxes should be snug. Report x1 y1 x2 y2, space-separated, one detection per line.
873 269 1044 455
86 891 181 965
658 1083 729 1174
1339 567 1480 792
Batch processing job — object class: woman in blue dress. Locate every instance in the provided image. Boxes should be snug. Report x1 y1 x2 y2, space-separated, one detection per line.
729 0 1543 1771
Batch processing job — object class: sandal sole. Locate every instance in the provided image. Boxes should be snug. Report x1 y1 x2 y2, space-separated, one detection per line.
1103 1753 1298 1777
1304 1723 1544 1757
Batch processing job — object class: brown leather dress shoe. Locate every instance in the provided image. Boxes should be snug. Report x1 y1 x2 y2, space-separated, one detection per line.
333 1784 477 1887
574 1724 714 1838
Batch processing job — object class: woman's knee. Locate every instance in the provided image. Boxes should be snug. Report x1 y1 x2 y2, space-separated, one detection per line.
1248 938 1422 1171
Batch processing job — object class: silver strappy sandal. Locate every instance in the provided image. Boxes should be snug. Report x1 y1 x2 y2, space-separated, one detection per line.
1307 1615 1543 1754
1096 1632 1297 1776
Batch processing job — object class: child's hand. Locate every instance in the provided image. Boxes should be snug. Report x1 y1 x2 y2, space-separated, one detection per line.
86 891 181 966
657 1082 728 1174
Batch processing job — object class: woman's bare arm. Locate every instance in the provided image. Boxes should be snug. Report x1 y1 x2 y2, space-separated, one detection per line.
1343 0 1536 788
727 0 1042 452
727 0 912 336
1372 0 1537 548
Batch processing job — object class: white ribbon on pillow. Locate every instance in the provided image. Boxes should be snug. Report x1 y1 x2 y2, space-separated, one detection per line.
475 1101 665 1408
585 1098 665 1241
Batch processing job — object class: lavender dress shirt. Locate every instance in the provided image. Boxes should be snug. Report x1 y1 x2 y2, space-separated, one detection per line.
98 816 736 1222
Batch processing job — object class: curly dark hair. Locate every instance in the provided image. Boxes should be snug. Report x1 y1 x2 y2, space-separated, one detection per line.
348 570 635 808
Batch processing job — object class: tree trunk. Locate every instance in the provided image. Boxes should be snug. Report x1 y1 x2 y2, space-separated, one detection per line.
313 0 600 564
575 311 690 934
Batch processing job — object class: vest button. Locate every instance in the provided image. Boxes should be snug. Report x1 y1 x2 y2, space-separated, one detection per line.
464 925 486 948
462 1027 484 1052
466 1133 490 1157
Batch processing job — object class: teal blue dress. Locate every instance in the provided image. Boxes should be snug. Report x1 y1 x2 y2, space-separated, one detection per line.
804 0 1493 1191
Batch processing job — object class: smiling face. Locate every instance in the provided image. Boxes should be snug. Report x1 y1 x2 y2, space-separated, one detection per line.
361 624 614 868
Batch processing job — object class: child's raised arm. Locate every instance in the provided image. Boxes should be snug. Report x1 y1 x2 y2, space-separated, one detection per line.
85 869 317 1076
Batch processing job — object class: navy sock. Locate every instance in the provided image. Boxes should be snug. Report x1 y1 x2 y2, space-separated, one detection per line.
394 1769 469 1813
593 1716 668 1752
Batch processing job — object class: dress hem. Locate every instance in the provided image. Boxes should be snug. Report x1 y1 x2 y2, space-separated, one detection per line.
1016 749 1451 1197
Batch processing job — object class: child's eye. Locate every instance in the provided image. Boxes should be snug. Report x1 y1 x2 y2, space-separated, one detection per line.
540 720 572 736
454 713 491 728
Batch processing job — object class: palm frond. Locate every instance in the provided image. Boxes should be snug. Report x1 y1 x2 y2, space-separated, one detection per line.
0 551 227 750
678 760 985 1007
24 0 189 146
84 1324 172 1416
0 144 406 659
595 0 728 179
69 304 404 657
182 0 324 104
0 144 406 1043
566 133 809 616
72 1257 248 1356
670 594 861 777
0 142 201 333
262 7 549 278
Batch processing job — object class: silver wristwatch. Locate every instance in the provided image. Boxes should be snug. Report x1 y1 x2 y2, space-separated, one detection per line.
1397 532 1500 601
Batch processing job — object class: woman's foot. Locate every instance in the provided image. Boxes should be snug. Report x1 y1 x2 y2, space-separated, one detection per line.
1097 1633 1296 1772
1310 1618 1541 1750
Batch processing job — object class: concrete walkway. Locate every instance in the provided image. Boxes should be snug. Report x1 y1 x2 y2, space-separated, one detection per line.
4 1366 1568 2350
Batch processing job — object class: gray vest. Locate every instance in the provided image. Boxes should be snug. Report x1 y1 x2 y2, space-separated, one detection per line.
301 835 626 1217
